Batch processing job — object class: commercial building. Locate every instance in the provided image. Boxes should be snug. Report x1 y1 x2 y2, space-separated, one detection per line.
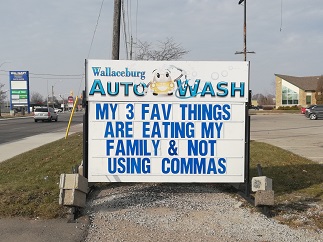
275 74 321 108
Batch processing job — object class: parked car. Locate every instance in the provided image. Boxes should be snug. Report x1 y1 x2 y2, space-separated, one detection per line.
305 105 323 120
249 105 259 110
34 107 58 122
301 107 306 114
305 105 315 114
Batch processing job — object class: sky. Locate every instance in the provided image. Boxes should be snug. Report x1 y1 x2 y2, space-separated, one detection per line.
0 0 323 100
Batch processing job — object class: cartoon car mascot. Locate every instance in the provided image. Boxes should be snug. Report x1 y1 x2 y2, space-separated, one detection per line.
146 66 186 96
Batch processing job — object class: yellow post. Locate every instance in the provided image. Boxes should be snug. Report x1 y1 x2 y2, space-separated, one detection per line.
65 96 78 139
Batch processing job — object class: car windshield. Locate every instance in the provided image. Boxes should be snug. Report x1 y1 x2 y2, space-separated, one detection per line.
35 108 48 112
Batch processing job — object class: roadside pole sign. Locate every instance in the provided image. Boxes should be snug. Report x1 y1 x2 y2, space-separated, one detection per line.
9 71 30 112
85 60 249 183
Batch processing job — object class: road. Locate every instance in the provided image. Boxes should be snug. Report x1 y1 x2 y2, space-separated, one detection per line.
0 112 84 162
0 112 84 145
250 113 323 164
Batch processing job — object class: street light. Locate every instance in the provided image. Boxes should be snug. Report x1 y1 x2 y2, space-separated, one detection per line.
51 80 62 108
46 80 62 108
59 93 69 113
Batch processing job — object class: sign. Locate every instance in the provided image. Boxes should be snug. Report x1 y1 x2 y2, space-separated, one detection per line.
67 96 74 108
85 60 249 183
9 71 30 111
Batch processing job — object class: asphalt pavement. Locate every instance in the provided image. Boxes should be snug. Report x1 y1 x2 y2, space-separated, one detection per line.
250 112 323 164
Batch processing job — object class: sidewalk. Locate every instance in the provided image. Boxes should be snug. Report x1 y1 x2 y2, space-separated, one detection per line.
0 124 83 163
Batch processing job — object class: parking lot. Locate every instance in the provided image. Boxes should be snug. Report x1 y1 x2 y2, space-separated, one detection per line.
250 113 323 164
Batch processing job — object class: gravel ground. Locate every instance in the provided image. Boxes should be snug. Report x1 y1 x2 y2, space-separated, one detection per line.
83 183 323 242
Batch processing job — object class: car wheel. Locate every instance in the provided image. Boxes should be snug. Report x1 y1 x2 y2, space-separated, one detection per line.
309 113 317 120
34 119 37 122
55 117 58 122
49 117 52 122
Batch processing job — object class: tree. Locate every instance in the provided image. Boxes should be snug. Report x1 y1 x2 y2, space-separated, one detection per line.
30 91 44 105
315 75 323 104
134 38 189 61
252 93 275 105
0 83 7 117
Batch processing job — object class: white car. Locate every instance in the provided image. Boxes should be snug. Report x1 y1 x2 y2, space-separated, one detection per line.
34 107 58 122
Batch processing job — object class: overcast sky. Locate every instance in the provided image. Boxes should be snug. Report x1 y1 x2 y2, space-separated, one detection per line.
0 0 322 99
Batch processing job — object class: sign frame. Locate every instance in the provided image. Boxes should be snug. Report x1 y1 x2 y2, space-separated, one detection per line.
84 60 250 184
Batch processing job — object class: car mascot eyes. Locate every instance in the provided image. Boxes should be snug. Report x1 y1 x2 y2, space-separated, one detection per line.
157 73 160 78
166 73 169 77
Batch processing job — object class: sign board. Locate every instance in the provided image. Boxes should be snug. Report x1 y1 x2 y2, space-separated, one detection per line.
67 96 74 108
85 60 249 183
9 71 30 111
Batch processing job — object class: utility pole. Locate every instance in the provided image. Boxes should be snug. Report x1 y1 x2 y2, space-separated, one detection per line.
130 36 133 60
235 0 255 61
112 0 121 60
52 85 54 108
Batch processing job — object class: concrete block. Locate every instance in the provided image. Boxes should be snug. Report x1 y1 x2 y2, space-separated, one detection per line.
59 174 88 193
251 176 272 192
59 189 87 207
255 190 275 206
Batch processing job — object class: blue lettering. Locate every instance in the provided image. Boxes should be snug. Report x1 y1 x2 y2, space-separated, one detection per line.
222 104 231 120
142 122 150 138
120 82 132 96
107 82 119 96
207 158 217 174
151 104 161 120
141 104 149 120
218 158 226 174
231 82 245 97
96 103 118 120
104 122 132 138
161 157 227 174
92 67 101 76
216 82 228 97
200 82 216 96
200 122 223 139
89 79 105 95
106 140 114 156
187 140 217 156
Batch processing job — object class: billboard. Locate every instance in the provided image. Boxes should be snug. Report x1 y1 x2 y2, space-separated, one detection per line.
85 60 249 183
9 71 30 111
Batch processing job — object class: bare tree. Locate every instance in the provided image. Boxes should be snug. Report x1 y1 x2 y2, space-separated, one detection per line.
0 83 7 117
0 83 6 103
315 75 323 104
252 93 275 105
134 38 189 61
30 91 44 105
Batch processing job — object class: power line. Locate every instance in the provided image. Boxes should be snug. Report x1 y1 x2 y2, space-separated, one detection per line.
0 70 83 77
87 0 105 59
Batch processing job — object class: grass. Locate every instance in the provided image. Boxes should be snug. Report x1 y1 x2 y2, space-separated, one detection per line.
250 141 323 229
0 133 83 218
0 134 322 229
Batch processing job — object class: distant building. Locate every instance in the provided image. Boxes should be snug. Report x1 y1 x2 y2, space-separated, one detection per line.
275 74 321 108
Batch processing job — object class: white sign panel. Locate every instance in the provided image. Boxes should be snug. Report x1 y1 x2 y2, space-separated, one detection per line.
86 60 249 183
